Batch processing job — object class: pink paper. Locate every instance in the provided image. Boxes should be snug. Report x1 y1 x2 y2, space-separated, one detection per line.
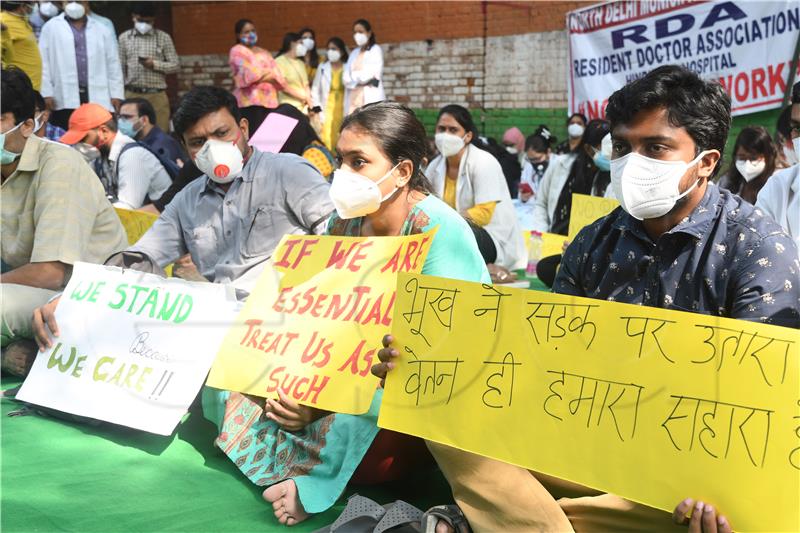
247 113 299 153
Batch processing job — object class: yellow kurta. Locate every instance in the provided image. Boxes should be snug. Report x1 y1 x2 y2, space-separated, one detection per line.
321 66 344 151
0 11 42 90
276 55 310 113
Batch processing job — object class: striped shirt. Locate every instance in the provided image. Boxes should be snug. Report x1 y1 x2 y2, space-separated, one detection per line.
118 27 179 90
1 135 128 273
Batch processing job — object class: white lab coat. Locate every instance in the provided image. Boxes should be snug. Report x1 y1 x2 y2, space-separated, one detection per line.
756 164 799 256
343 44 385 112
39 13 124 111
427 144 527 270
311 60 342 125
531 152 577 232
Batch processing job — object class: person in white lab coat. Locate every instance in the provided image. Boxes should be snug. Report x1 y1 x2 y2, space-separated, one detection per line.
343 18 385 115
311 37 348 150
426 104 526 270
38 1 123 130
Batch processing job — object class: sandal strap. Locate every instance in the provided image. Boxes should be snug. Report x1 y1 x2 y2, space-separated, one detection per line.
422 505 472 533
373 500 424 533
330 494 386 532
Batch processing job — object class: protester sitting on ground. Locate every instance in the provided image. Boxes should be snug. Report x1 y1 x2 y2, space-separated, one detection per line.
532 119 610 235
59 103 172 210
519 126 555 198
375 65 800 533
775 105 798 167
32 90 66 141
555 112 587 154
425 104 526 271
344 18 385 115
757 81 800 256
1 68 127 377
239 101 488 527
717 126 778 204
119 97 188 168
298 27 321 81
228 18 290 109
311 37 348 151
275 32 314 114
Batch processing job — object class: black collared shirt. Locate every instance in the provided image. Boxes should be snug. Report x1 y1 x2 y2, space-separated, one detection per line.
554 183 800 328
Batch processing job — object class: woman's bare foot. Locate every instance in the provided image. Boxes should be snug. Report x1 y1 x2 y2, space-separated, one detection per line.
263 480 309 526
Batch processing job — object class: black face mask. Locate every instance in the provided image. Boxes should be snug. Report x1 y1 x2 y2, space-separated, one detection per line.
528 158 549 177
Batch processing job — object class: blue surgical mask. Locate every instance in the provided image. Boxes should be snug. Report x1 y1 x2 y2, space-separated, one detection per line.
118 118 142 139
593 150 610 171
0 121 23 165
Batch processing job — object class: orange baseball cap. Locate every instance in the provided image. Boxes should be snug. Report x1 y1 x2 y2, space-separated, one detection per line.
60 103 113 145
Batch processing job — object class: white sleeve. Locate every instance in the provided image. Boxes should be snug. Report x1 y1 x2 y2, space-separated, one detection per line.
531 161 555 232
104 25 125 100
114 147 161 209
311 64 325 108
342 52 358 89
38 22 54 98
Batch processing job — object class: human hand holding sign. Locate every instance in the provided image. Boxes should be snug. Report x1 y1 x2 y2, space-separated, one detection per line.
32 296 61 352
264 388 325 432
672 499 732 533
371 334 398 388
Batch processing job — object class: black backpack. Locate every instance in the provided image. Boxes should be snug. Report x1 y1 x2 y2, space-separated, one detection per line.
94 141 180 203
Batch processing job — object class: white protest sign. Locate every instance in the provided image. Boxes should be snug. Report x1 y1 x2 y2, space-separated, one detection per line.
17 262 238 435
568 1 800 117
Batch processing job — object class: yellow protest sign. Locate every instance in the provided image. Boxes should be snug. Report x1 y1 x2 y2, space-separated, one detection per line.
567 193 619 238
208 230 436 415
115 208 159 245
521 231 567 258
379 273 800 532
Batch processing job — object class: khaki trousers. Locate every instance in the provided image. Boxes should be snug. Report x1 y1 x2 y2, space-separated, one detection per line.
1 283 57 346
125 89 171 132
427 442 684 532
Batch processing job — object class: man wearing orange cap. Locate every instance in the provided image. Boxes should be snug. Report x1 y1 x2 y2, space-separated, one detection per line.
0 68 127 376
60 102 172 210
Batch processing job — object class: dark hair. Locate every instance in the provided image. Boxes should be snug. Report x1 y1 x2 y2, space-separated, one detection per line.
525 134 550 153
793 81 800 105
776 105 792 138
725 126 778 191
1 1 29 12
33 90 45 111
1 67 35 123
326 37 349 64
131 1 155 17
353 18 376 50
567 113 587 126
103 118 118 133
173 86 241 139
121 97 156 125
277 32 301 57
582 119 610 149
341 101 433 193
298 27 320 69
437 104 481 147
234 19 253 43
606 64 731 178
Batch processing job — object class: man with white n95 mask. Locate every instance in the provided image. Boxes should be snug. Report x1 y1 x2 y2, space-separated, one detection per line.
31 86 334 353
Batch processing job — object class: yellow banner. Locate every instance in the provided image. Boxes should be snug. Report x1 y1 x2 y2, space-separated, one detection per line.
208 231 436 415
379 273 800 532
521 231 567 258
115 208 159 245
567 193 619 239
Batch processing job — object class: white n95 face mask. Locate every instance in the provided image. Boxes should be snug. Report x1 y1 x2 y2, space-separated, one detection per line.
295 43 308 57
194 136 244 184
735 159 766 182
64 1 85 19
329 163 400 219
302 38 315 51
435 132 467 158
567 123 585 138
610 151 709 220
39 1 59 18
327 49 341 63
354 32 369 47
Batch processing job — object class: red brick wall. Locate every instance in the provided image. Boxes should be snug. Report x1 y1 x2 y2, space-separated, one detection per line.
171 1 588 56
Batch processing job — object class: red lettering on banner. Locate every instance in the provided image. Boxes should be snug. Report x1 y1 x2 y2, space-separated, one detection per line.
751 68 767 99
337 340 376 377
266 366 330 403
273 239 302 268
301 331 332 368
768 63 786 96
326 240 359 269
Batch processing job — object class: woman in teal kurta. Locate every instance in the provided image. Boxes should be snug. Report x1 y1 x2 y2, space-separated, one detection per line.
204 102 488 527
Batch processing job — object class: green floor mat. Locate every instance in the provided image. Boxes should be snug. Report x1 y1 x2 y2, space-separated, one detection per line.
1 377 452 533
